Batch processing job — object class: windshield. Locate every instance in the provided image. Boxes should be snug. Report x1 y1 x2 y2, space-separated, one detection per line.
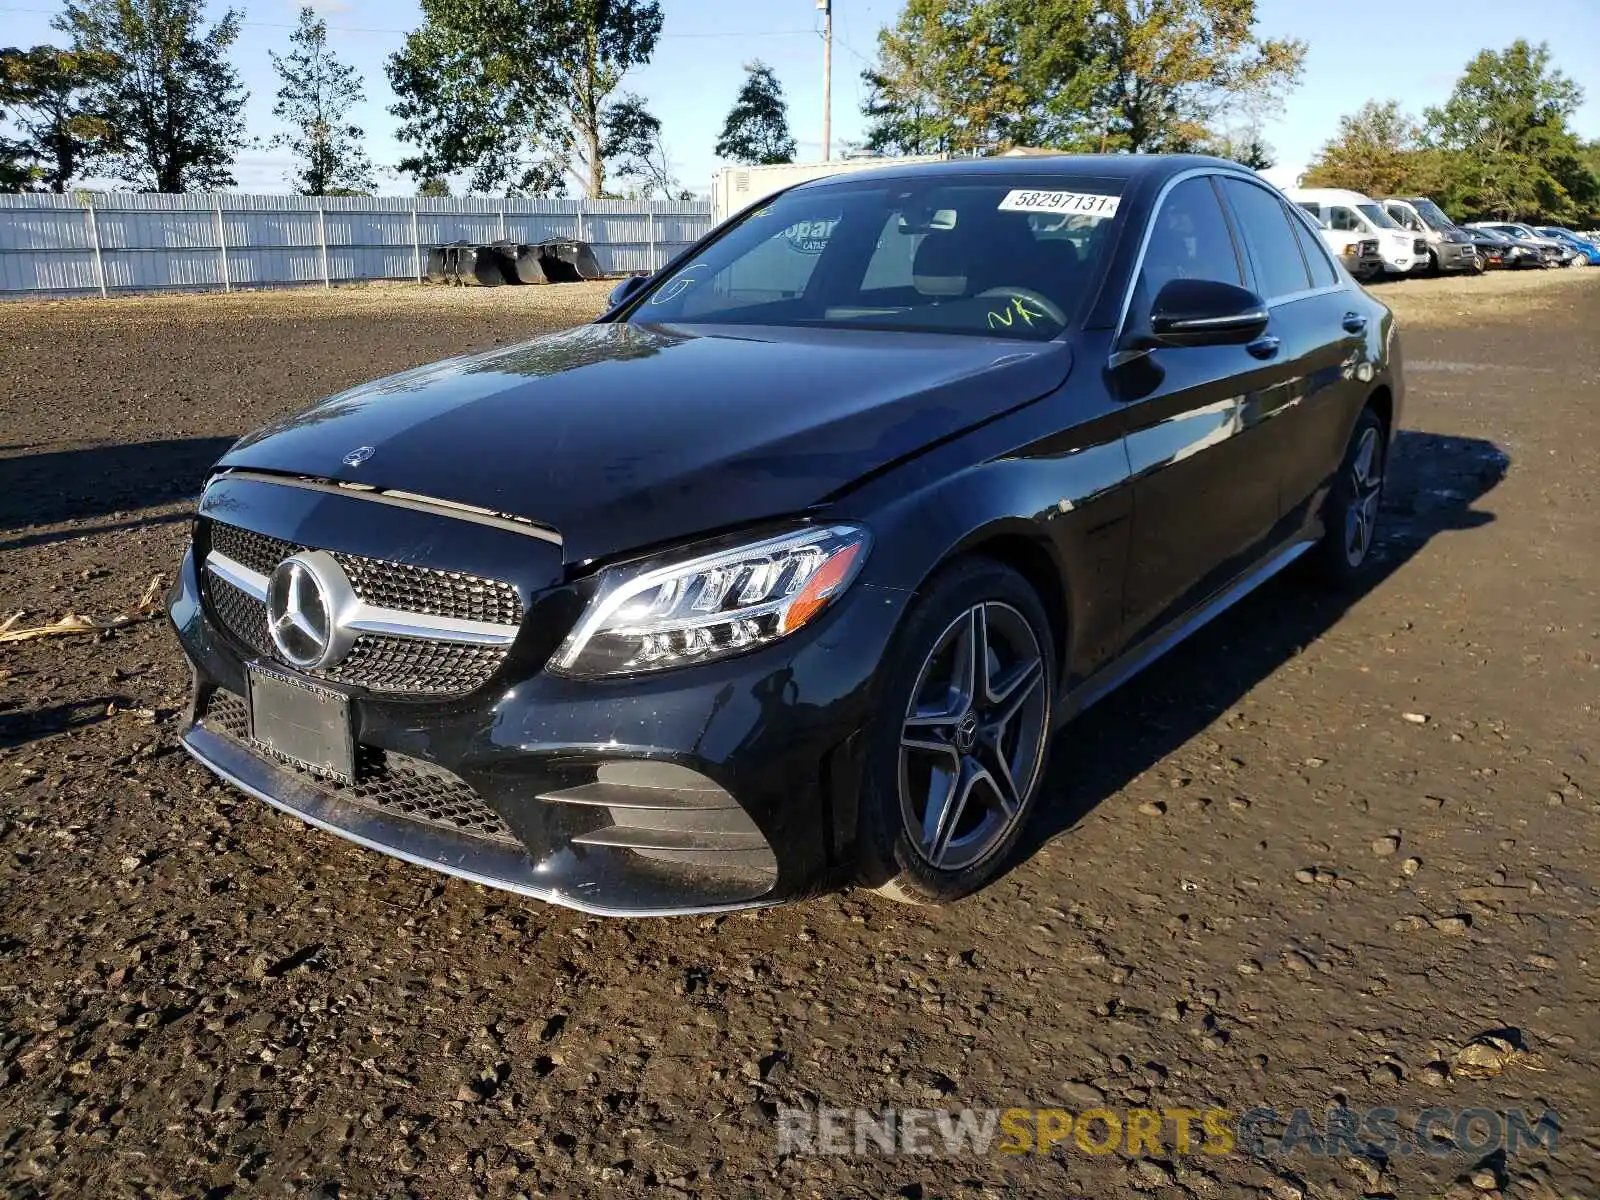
630 174 1127 341
1357 203 1402 230
1411 199 1456 232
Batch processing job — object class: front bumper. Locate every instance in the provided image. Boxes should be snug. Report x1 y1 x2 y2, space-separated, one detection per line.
170 544 910 915
1433 242 1479 273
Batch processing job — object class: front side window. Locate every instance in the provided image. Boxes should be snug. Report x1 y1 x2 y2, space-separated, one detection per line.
1222 178 1313 300
1328 206 1364 233
1136 175 1242 298
631 174 1127 341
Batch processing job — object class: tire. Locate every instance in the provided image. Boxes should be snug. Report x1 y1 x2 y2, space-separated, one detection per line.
1426 249 1440 276
857 558 1056 905
1310 408 1387 589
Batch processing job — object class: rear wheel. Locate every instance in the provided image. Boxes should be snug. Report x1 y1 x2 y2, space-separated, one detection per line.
857 559 1055 904
1311 408 1387 588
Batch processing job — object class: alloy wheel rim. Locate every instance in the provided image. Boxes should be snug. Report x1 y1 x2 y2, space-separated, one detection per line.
898 602 1049 872
1343 427 1384 566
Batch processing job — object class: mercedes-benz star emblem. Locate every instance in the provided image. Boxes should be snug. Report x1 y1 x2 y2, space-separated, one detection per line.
265 551 356 669
954 711 980 753
342 445 375 467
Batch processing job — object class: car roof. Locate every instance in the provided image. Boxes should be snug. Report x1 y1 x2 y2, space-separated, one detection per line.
787 153 1251 194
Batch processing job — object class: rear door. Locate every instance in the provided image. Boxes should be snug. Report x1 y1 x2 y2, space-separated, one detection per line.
1218 176 1369 542
1113 173 1290 644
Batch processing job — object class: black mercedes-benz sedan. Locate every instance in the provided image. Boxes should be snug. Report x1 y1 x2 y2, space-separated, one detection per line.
169 155 1402 915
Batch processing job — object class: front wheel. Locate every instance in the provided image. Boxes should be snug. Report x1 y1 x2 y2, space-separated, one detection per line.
857 559 1055 905
1311 409 1387 588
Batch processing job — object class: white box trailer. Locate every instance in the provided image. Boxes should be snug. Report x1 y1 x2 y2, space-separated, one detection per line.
710 155 951 226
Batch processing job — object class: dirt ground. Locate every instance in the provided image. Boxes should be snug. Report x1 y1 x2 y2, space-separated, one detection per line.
1 270 1597 1200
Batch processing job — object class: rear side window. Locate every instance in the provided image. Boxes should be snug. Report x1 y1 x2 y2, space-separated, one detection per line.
1223 179 1313 300
1137 175 1242 297
1289 211 1338 288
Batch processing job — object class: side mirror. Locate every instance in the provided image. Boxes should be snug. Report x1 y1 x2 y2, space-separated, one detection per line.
607 273 650 309
1146 278 1269 348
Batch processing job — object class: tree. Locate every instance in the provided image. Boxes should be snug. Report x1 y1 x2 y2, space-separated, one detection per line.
860 0 1029 156
1207 129 1274 170
604 91 685 197
387 0 663 198
859 0 1302 156
1424 40 1595 222
1302 100 1426 196
269 8 374 196
54 0 248 192
715 61 795 165
417 174 451 198
1087 0 1305 153
0 45 120 192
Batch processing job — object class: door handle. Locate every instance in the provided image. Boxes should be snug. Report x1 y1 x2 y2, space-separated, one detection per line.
1246 335 1281 360
1342 312 1368 334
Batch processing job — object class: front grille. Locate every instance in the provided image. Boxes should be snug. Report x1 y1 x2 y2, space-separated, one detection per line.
210 574 271 658
199 688 522 848
209 522 522 627
319 636 510 695
1414 238 1428 256
210 524 301 577
338 556 523 626
202 519 524 698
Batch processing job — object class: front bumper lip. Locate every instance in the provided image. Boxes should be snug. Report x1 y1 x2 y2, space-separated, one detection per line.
179 724 779 917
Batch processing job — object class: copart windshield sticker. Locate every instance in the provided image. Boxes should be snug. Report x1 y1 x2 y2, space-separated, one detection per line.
998 189 1120 217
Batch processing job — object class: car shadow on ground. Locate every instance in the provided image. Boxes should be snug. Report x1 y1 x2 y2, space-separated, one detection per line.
0 437 235 532
1018 428 1510 862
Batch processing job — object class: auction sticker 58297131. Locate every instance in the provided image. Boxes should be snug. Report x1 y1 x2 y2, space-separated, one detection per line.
997 190 1121 217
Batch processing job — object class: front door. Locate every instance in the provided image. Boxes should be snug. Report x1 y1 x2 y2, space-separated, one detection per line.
1112 174 1293 645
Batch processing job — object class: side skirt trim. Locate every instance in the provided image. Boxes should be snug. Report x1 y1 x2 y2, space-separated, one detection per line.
1059 537 1316 724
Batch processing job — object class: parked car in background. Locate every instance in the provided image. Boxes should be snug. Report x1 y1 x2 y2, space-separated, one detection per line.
1299 211 1385 281
1380 197 1481 274
1461 226 1518 269
168 154 1404 915
1533 227 1600 265
1469 222 1577 267
1470 226 1557 268
1287 188 1425 277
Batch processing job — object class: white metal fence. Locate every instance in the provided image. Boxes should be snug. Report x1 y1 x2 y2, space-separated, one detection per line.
0 193 715 298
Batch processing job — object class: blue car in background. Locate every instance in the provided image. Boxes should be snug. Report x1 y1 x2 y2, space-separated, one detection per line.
1535 227 1600 265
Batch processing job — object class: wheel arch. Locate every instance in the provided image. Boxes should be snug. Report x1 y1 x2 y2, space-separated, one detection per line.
911 518 1074 682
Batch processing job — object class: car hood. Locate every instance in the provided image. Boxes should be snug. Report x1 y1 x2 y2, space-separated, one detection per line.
220 321 1072 564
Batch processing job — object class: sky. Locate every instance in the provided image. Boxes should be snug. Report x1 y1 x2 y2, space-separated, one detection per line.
2 0 1597 196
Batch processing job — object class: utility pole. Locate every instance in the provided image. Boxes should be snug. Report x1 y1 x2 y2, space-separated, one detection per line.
819 0 833 161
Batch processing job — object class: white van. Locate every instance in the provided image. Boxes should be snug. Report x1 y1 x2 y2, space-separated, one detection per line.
1285 187 1425 277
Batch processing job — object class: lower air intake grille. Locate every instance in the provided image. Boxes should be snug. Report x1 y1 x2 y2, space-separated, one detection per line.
199 688 522 848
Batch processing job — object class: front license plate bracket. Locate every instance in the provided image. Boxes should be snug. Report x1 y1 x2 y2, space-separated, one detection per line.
247 663 356 783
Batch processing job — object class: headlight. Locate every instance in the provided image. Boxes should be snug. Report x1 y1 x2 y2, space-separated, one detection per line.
550 524 871 678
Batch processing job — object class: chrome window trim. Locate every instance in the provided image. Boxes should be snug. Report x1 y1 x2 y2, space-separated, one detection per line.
1112 167 1242 345
204 549 520 647
1113 167 1352 351
208 470 562 545
1218 174 1319 303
